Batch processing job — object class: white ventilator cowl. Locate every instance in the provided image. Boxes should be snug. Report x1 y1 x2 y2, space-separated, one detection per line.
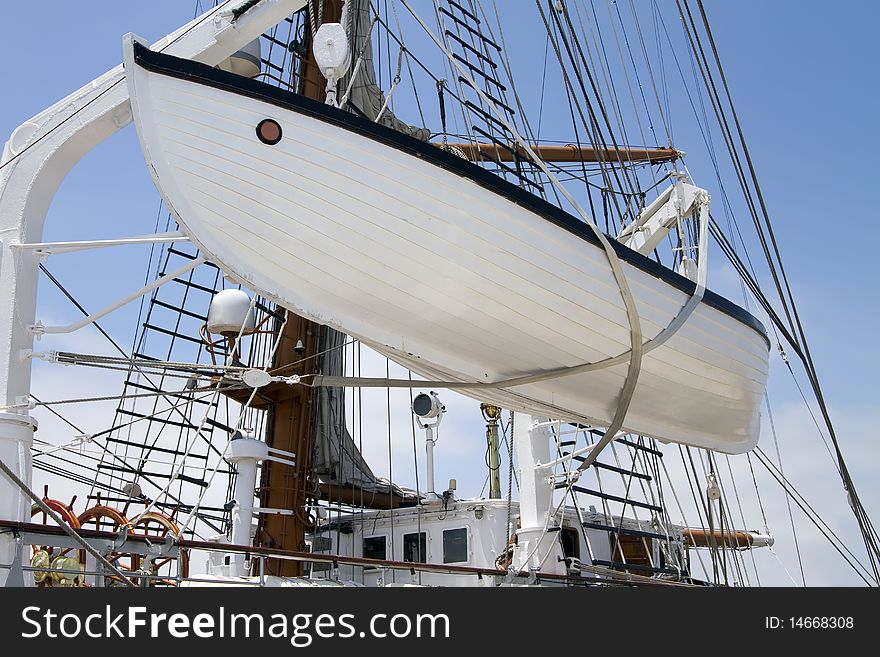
216 39 262 78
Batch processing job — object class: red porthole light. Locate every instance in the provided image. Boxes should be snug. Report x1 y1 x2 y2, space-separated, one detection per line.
256 118 282 145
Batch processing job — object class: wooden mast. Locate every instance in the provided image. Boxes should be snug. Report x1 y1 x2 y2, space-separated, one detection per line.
254 0 344 577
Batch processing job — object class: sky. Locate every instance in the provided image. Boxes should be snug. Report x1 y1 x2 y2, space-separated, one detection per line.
0 1 877 586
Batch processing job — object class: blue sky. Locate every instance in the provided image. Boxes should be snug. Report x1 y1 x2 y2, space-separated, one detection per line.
1 2 877 585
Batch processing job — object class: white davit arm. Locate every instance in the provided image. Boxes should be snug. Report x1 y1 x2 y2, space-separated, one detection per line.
616 176 710 283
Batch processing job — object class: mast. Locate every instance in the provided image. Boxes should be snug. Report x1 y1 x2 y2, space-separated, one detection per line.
254 0 345 577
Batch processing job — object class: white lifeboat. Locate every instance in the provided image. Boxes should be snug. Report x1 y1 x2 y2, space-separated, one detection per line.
123 37 769 453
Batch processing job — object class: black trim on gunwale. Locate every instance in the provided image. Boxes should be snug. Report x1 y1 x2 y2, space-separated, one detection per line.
131 41 769 346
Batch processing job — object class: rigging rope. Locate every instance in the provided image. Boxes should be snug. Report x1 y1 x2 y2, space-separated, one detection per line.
765 394 807 586
27 389 226 534
37 260 232 533
681 0 880 582
753 448 875 586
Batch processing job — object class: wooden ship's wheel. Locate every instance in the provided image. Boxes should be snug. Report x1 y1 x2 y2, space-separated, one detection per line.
76 505 134 586
129 511 190 586
29 489 85 587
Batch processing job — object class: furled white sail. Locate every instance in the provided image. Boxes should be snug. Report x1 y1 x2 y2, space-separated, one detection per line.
340 0 429 141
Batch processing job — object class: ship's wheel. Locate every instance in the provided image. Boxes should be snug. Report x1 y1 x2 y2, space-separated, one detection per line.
29 490 85 587
76 505 134 586
129 511 190 586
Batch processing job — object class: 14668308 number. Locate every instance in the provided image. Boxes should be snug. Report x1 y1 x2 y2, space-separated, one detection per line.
790 617 853 629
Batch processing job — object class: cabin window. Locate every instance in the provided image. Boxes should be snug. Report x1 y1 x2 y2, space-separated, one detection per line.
363 535 386 561
442 528 468 564
403 532 427 563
